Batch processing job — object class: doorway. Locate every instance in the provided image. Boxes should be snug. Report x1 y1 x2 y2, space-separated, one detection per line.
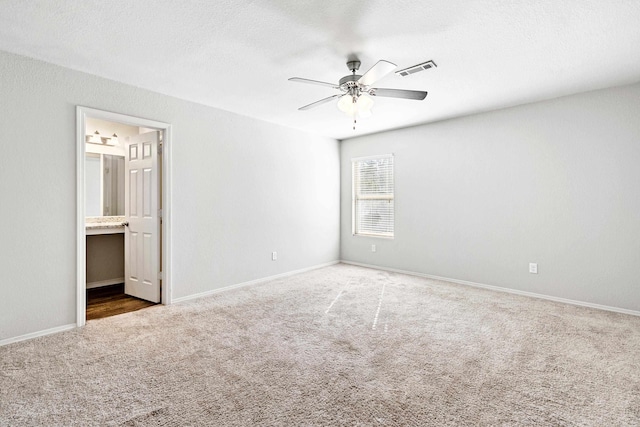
76 107 172 326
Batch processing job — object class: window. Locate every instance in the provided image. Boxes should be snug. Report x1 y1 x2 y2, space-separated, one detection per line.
352 154 394 238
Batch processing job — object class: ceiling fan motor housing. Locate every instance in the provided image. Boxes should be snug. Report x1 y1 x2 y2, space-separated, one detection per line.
339 74 362 86
339 75 364 97
341 60 365 96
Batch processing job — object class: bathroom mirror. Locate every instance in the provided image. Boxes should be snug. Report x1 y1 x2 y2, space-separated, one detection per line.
85 154 125 216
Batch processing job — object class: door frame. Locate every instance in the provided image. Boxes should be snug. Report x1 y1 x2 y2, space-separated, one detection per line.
76 106 173 327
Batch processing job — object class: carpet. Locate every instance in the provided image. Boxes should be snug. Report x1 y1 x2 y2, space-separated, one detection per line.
1 264 639 426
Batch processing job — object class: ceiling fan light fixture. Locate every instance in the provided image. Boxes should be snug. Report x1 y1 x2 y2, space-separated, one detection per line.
357 94 374 115
337 94 355 115
337 94 374 117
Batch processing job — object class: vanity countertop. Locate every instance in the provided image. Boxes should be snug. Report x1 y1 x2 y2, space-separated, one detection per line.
86 216 126 235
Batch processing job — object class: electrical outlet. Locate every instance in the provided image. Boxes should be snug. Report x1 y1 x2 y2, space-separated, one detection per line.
529 263 538 274
371 244 376 252
272 252 277 261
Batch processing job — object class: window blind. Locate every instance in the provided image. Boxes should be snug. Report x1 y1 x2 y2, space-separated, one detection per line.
352 155 394 237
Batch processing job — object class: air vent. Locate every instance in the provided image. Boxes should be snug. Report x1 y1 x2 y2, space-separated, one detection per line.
395 60 437 77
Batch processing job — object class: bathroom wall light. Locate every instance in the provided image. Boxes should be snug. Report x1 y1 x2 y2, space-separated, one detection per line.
86 130 102 144
86 130 119 145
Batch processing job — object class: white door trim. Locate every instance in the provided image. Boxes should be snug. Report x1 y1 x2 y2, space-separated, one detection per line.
76 106 173 327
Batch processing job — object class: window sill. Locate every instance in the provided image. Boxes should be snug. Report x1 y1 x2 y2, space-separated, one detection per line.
352 233 394 240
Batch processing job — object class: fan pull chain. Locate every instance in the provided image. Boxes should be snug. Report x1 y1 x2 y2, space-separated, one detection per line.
353 118 356 130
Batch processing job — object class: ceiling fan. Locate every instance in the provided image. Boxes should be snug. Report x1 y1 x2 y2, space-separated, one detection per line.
289 58 428 129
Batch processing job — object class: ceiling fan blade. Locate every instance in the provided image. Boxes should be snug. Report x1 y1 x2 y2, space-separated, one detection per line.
370 88 428 100
358 60 397 86
288 77 339 89
298 94 343 110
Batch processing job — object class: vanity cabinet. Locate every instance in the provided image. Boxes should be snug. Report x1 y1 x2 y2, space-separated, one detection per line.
85 217 125 288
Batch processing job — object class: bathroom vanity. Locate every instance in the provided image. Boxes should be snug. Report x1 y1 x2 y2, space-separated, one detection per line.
86 218 126 289
85 216 126 235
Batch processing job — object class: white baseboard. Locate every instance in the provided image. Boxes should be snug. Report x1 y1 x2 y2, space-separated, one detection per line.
341 260 640 317
173 260 340 304
2 262 340 346
0 323 77 347
86 277 124 289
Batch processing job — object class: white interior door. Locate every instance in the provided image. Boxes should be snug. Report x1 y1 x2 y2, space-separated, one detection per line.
124 131 160 303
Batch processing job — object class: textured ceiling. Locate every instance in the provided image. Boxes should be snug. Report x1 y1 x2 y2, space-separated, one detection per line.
1 0 639 140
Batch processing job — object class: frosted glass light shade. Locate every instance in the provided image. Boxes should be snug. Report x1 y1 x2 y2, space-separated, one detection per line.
338 95 357 115
337 94 374 117
357 94 374 114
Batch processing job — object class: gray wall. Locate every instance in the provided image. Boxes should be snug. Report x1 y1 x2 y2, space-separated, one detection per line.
0 50 340 342
341 83 640 311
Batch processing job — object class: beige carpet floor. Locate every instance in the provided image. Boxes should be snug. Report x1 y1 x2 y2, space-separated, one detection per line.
1 263 639 426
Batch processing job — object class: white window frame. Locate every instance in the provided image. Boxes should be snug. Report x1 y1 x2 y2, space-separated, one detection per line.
352 154 395 239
